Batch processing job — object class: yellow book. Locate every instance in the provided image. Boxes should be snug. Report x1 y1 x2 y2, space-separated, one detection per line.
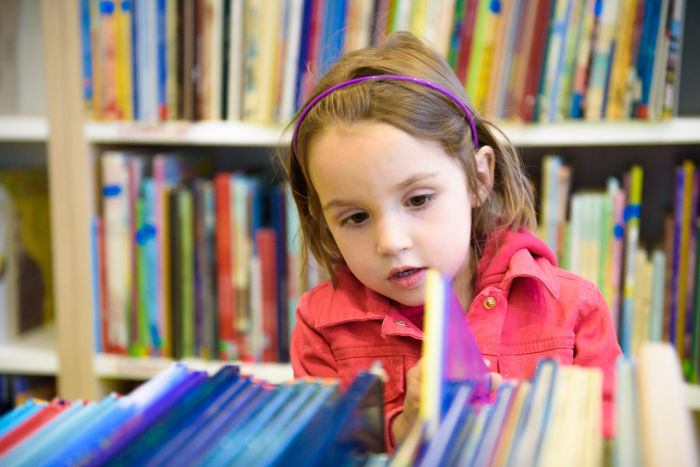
166 0 179 120
475 0 504 113
408 0 429 40
114 0 134 120
605 0 638 119
465 0 489 100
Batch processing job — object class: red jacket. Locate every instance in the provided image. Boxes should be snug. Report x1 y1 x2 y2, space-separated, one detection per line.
290 229 621 449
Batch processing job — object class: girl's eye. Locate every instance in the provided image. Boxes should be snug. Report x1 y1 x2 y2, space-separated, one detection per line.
406 194 433 208
341 212 369 226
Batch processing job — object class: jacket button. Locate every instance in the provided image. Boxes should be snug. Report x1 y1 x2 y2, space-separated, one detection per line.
483 297 497 309
394 320 409 327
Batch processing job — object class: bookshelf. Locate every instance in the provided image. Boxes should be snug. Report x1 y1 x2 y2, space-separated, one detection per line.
7 1 697 432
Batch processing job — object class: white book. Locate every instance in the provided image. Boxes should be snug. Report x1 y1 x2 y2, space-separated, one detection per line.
637 342 699 466
102 151 133 352
279 0 304 123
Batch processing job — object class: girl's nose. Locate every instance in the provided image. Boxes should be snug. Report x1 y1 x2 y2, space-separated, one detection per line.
376 216 411 255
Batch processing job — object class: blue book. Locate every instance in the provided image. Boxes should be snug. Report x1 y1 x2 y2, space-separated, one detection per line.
294 0 315 108
175 383 272 464
288 372 385 466
140 178 160 350
200 382 300 465
156 0 167 119
32 395 119 467
231 381 326 466
88 370 207 465
107 365 240 464
270 185 289 361
419 383 474 466
90 216 103 352
255 382 340 466
635 0 663 116
471 382 518 466
79 0 93 106
144 376 254 464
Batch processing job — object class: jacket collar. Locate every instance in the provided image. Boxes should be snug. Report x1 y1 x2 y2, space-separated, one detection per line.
474 228 560 299
313 267 424 339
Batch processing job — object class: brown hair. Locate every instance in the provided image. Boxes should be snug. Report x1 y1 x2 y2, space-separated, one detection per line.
282 31 536 284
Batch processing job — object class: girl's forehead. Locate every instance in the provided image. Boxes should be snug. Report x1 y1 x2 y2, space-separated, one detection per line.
308 123 464 195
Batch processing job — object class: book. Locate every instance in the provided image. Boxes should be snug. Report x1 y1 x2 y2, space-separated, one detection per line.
636 342 699 465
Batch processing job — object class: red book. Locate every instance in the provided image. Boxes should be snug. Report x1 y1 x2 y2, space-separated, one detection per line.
0 400 68 454
214 173 236 360
517 0 554 122
97 216 110 353
256 228 279 362
455 0 479 84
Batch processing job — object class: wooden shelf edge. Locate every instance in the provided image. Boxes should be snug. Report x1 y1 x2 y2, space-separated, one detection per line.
84 120 289 146
82 118 700 147
93 353 294 384
0 116 49 142
500 117 700 147
0 325 57 375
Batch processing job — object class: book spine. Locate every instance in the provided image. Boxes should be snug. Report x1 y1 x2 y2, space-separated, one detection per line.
80 0 95 115
214 173 236 359
620 166 643 356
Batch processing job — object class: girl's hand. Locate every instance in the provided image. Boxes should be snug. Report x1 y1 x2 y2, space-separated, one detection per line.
390 360 502 445
391 359 422 444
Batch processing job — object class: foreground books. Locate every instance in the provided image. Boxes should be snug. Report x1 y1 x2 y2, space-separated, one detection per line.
1 270 695 465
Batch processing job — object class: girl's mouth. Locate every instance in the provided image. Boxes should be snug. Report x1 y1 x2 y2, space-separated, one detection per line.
388 267 427 289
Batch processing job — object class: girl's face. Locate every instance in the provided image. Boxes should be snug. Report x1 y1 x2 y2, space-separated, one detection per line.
308 122 493 306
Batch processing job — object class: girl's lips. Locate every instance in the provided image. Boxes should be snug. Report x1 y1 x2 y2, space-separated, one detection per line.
387 267 427 289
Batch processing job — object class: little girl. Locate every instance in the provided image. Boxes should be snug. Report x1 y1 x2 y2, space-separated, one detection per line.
285 31 621 450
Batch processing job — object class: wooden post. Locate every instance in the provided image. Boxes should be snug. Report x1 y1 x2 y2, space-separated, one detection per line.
41 0 98 400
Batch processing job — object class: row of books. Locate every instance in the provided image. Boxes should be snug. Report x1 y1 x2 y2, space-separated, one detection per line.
536 156 700 383
0 363 385 466
0 346 694 465
94 150 309 363
79 0 687 125
0 170 53 344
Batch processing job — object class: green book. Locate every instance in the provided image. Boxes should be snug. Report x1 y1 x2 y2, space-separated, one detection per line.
179 188 195 358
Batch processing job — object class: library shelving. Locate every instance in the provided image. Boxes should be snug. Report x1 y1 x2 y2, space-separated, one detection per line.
0 116 48 143
12 2 700 439
0 325 56 377
83 117 700 148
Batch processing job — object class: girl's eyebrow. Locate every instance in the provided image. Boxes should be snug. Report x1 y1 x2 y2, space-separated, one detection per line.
322 172 439 212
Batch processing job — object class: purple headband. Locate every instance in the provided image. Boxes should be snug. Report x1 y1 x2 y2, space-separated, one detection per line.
291 74 479 161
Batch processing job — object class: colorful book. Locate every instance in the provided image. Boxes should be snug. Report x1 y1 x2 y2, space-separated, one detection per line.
620 166 643 355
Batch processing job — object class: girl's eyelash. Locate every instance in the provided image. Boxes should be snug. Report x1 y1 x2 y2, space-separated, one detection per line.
406 193 435 208
339 212 368 227
337 194 434 227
